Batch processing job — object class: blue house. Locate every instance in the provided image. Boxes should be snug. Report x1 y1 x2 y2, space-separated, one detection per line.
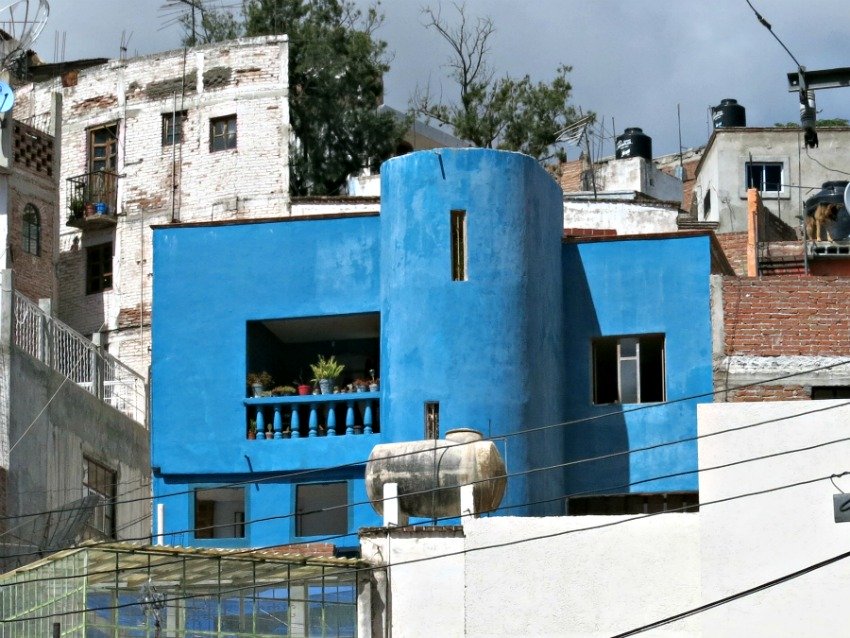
151 148 728 549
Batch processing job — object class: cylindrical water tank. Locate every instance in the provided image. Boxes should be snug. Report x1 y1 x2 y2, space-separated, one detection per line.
712 98 746 128
615 127 652 161
365 429 507 519
805 181 849 215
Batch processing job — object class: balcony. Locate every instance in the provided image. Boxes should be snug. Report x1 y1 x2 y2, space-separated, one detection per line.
66 171 119 230
245 392 379 440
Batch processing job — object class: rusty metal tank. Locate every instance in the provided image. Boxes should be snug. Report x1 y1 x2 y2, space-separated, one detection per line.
365 428 507 519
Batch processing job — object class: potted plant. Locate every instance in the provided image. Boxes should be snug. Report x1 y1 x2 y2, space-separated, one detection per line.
247 419 257 440
69 192 85 219
310 355 344 395
354 378 369 392
369 368 379 392
294 372 312 396
247 371 273 397
271 385 297 396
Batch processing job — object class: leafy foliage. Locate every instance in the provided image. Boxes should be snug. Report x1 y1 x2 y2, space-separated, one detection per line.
773 118 849 128
181 0 405 195
414 4 585 162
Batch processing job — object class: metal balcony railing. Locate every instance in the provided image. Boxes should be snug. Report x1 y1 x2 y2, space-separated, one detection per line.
66 171 119 228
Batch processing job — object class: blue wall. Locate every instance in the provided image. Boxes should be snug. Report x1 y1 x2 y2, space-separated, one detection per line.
150 149 715 549
561 235 714 496
380 149 567 515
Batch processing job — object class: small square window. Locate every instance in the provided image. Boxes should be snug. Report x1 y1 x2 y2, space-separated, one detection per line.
745 162 783 193
194 487 245 539
162 111 187 146
296 482 347 537
210 115 237 152
593 334 665 404
86 242 113 295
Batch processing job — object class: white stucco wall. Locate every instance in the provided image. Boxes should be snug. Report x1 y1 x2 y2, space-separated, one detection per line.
694 128 850 234
697 400 850 637
593 156 683 203
564 199 680 234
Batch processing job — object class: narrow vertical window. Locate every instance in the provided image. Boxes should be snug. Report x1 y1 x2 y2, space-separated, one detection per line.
450 209 467 281
425 401 440 439
22 204 40 256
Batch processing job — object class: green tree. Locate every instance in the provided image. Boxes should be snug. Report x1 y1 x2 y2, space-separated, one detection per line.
774 118 849 128
414 3 585 162
181 0 404 195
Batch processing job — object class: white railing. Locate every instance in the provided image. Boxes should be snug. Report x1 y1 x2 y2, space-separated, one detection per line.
12 291 148 426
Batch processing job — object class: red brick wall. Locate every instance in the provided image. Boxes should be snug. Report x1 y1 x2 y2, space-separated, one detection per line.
716 233 747 276
723 276 850 356
722 384 809 402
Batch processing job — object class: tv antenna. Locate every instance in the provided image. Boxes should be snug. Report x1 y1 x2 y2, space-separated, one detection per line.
0 0 49 71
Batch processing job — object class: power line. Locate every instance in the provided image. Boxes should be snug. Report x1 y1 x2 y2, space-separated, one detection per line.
4 399 850 564
3 471 843 624
743 0 804 72
611 548 850 637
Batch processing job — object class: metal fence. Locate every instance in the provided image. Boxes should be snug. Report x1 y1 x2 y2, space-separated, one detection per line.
12 291 148 426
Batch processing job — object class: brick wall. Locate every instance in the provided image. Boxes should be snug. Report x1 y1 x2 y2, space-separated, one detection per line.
716 233 747 276
15 37 290 369
721 384 809 402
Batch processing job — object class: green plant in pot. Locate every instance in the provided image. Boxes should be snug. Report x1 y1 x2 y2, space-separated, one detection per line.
310 355 344 395
271 385 297 397
69 191 85 219
247 371 273 397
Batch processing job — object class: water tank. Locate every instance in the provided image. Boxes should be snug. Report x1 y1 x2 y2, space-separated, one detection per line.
712 98 746 128
615 127 652 162
805 181 849 215
365 429 507 519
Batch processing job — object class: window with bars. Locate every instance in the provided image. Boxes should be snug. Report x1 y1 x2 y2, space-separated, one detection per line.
162 111 187 146
22 204 40 256
593 334 665 404
210 114 237 152
86 242 113 294
88 123 118 173
424 402 440 439
451 209 467 281
83 457 116 539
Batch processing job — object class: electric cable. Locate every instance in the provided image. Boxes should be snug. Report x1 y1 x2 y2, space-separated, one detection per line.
804 145 850 176
4 400 850 563
2 471 844 624
743 1 804 72
3 359 850 528
610 548 850 637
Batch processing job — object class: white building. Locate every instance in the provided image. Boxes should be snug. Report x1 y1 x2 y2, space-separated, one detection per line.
13 36 291 375
360 400 850 637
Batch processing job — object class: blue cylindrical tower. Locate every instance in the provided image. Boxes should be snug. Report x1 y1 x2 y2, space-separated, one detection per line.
380 148 566 515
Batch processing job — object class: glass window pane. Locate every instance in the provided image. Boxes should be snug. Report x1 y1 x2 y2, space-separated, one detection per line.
619 337 637 357
619 359 638 403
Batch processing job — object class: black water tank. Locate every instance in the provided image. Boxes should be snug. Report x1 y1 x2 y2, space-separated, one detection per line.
805 181 849 215
712 98 746 128
615 127 652 161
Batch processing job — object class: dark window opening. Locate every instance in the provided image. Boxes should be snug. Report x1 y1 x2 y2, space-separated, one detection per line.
296 482 348 537
88 123 118 173
425 402 439 439
22 204 40 256
567 492 699 515
451 209 467 281
162 111 187 146
83 457 116 539
745 162 783 193
210 114 237 152
593 334 665 404
86 242 113 294
702 191 711 220
811 386 850 399
194 487 245 539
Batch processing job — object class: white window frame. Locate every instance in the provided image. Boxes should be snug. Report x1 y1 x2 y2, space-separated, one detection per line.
739 156 790 200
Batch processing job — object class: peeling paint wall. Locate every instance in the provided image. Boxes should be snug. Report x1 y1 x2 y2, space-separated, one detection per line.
14 36 290 376
563 199 679 234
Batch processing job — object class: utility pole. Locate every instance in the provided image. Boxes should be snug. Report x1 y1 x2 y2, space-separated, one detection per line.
786 66 850 149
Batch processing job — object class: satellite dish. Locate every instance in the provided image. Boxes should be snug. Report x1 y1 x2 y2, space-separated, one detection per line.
0 0 49 71
845 182 850 212
0 81 14 112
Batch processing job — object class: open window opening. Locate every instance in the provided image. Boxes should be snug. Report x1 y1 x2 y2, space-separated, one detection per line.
567 491 699 515
194 487 245 539
451 209 467 281
593 334 665 404
296 482 348 537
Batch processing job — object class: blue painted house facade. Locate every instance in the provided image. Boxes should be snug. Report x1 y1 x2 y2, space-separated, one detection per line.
151 148 725 549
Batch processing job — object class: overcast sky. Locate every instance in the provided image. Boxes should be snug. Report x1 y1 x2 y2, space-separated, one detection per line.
30 0 850 159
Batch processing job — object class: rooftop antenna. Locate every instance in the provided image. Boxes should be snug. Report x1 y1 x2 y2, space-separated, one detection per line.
0 0 49 71
555 112 597 199
120 30 132 61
